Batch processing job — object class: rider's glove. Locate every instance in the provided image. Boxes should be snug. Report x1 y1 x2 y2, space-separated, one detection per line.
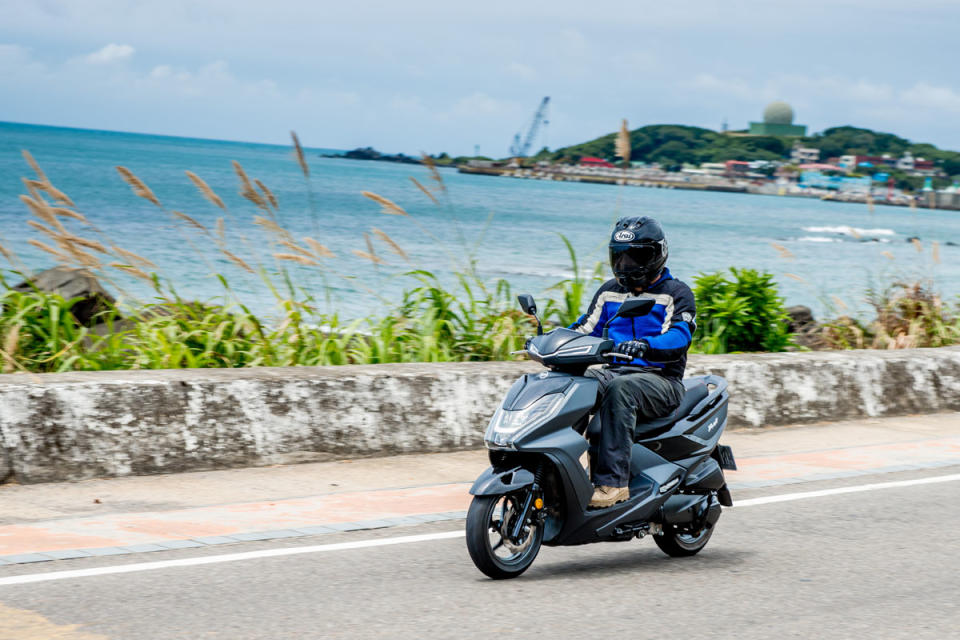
617 339 648 359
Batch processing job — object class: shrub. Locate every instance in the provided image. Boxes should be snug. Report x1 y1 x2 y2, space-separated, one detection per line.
692 268 793 353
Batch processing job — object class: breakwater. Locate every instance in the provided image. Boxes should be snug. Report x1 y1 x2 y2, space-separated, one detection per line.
2 346 959 484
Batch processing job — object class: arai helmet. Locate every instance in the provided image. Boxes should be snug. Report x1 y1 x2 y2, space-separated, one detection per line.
609 216 668 290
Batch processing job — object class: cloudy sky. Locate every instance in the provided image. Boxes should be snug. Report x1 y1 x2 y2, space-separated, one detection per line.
2 0 959 154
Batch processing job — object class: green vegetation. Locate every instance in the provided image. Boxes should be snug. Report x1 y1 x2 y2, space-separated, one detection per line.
691 268 793 354
3 140 959 376
542 123 960 183
821 281 960 350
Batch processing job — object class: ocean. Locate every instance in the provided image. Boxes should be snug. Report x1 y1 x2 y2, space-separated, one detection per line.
2 120 959 321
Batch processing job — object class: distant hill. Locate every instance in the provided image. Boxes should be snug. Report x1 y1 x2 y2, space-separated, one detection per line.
541 124 960 178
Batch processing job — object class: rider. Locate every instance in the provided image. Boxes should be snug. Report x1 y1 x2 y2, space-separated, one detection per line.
570 216 696 509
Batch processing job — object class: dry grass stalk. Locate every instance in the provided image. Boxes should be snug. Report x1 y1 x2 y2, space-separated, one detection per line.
22 150 48 183
172 210 210 235
253 215 293 240
68 236 108 254
932 241 941 265
26 219 62 240
221 249 254 273
22 179 46 200
291 131 310 178
20 194 66 232
848 228 862 240
911 238 923 253
51 207 88 223
865 193 875 214
909 197 917 210
783 273 806 282
111 245 157 269
28 238 69 262
278 239 313 258
255 179 279 209
420 154 446 193
881 251 896 260
831 295 848 311
409 177 439 205
1 323 21 374
372 227 409 260
362 191 408 216
273 252 318 266
109 262 153 282
215 217 226 244
770 243 794 260
363 232 380 265
302 237 335 258
115 166 161 207
351 249 385 265
232 161 268 211
615 119 631 167
185 171 226 210
62 243 101 268
0 239 16 264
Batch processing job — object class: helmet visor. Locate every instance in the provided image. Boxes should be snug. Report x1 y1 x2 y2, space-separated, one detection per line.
610 243 662 274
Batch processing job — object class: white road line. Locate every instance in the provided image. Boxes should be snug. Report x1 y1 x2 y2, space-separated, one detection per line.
2 472 959 587
732 472 960 507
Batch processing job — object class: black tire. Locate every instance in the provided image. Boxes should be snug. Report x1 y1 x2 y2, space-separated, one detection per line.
654 524 715 557
465 494 543 579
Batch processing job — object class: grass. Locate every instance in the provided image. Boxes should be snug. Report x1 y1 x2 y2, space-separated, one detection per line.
2 138 959 375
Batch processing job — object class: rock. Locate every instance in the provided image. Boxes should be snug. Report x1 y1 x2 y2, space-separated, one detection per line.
786 305 815 332
13 267 116 326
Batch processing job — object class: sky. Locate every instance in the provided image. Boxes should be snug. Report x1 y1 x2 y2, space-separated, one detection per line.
2 0 960 155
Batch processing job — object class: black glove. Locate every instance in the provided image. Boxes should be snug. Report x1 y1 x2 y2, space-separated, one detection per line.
617 339 648 359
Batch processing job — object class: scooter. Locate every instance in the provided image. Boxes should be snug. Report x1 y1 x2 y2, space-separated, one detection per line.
465 294 736 579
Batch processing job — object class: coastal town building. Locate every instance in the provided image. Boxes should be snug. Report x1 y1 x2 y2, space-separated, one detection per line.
748 101 807 137
791 144 820 165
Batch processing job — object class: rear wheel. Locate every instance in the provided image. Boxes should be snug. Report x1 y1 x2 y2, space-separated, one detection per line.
466 493 543 579
654 523 715 557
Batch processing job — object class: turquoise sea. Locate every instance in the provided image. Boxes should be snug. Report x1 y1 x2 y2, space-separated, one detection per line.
2 120 960 320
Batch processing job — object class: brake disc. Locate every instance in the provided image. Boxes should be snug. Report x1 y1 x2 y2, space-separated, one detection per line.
500 503 535 554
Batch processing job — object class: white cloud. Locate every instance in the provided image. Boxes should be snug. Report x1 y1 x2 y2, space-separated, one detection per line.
84 43 134 64
506 62 536 80
901 82 960 112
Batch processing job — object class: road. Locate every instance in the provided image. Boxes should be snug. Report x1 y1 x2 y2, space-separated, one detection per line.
1 467 958 639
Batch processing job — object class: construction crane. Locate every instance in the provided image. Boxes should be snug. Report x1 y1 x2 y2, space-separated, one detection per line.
509 96 550 158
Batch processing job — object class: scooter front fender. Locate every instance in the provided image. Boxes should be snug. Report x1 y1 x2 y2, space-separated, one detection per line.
469 466 536 496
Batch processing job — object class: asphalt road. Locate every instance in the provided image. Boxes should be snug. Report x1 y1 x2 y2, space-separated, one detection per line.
1 468 958 640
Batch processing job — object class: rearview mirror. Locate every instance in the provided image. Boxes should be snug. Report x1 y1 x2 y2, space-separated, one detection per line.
517 293 543 335
517 294 537 316
616 298 655 318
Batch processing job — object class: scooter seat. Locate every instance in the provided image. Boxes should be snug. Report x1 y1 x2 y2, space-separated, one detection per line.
632 378 709 439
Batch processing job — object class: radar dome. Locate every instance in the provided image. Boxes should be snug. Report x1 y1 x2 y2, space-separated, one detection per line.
763 101 794 125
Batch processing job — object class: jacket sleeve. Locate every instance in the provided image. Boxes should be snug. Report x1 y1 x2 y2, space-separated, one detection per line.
643 283 697 362
568 282 612 337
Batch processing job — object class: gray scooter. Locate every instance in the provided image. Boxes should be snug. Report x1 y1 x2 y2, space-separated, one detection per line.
465 294 736 579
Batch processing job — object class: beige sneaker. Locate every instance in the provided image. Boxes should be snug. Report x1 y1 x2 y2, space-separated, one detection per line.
589 485 630 509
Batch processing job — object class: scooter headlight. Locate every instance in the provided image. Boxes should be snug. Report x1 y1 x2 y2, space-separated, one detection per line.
486 392 566 446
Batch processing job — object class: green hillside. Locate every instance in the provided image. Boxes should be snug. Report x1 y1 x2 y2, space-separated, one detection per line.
540 124 960 180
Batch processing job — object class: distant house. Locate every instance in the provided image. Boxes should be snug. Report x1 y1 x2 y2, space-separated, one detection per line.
579 156 615 168
791 146 821 165
724 160 750 177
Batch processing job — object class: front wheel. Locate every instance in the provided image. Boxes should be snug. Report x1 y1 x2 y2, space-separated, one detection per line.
466 493 543 579
654 523 715 557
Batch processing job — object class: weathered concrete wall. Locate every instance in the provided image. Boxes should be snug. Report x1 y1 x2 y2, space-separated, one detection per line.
1 347 959 484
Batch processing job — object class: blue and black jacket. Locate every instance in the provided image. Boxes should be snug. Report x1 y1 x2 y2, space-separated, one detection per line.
569 268 696 380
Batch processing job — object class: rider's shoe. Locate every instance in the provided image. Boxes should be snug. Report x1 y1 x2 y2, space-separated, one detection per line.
588 485 629 509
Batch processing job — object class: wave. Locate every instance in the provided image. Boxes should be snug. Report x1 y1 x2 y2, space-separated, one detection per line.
802 226 895 237
798 236 843 243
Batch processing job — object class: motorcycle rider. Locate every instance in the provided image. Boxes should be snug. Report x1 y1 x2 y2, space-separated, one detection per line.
570 216 697 508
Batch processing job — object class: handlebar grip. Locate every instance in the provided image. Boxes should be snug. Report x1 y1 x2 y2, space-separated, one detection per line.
604 352 632 359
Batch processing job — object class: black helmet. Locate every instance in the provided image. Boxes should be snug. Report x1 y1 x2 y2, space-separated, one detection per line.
609 216 668 290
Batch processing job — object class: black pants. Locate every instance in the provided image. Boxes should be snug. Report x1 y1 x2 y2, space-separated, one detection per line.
585 368 685 488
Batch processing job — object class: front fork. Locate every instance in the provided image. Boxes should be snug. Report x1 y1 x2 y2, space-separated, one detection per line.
508 462 547 541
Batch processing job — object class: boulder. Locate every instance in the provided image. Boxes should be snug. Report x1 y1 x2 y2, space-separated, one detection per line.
13 267 116 326
786 305 815 332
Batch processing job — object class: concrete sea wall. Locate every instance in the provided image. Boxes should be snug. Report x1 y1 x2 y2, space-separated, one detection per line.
1 347 960 484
